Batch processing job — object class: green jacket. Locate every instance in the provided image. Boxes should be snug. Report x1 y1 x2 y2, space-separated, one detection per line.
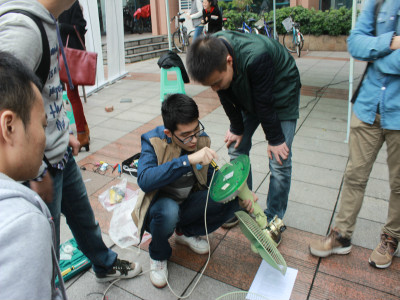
213 31 301 145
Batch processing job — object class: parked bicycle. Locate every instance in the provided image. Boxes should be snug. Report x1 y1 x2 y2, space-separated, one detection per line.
256 17 278 41
237 17 259 34
282 15 304 57
172 12 190 53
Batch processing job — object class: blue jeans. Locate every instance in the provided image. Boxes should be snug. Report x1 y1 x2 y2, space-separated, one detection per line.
228 112 297 220
145 190 240 260
47 148 117 274
192 25 203 41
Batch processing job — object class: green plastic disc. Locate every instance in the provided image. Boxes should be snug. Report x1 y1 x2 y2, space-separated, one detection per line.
210 155 250 203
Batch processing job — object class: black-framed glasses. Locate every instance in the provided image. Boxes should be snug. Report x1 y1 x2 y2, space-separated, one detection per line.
173 121 205 145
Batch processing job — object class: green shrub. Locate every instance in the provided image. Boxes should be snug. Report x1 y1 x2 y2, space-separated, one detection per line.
221 5 354 36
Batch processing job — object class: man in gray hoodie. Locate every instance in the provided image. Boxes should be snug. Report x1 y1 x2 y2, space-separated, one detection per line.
0 51 67 299
0 0 141 282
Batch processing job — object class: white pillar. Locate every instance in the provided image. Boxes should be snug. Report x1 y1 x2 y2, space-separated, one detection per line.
105 0 127 83
79 0 106 94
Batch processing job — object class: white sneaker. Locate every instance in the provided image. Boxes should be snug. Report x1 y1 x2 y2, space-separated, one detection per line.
149 258 168 288
175 234 209 254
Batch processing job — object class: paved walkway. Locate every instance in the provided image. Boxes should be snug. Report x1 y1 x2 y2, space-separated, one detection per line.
60 50 400 300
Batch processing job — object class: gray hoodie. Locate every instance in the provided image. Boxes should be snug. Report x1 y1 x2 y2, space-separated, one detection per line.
0 173 67 300
0 0 70 175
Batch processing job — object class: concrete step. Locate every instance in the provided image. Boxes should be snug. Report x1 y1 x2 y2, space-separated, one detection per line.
102 35 170 65
125 48 172 63
125 41 170 55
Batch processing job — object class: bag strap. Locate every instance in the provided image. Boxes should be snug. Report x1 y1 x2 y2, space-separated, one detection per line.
351 0 386 103
0 10 50 86
73 25 86 50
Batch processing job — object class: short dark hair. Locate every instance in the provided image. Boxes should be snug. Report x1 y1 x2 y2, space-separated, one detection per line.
161 94 199 133
0 52 42 128
205 0 218 6
186 35 228 83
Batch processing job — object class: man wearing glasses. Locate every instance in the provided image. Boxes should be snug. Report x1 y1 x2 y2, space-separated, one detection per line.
132 94 240 288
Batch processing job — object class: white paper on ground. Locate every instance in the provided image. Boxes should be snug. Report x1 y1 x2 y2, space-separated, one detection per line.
248 260 298 300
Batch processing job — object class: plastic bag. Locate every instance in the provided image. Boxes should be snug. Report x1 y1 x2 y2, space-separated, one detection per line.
98 178 128 211
109 188 151 248
60 241 76 261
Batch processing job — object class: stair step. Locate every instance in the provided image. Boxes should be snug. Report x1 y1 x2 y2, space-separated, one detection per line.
102 35 172 64
102 35 168 51
125 48 172 63
125 41 170 55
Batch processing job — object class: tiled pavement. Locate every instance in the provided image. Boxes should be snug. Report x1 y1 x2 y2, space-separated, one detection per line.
60 50 400 300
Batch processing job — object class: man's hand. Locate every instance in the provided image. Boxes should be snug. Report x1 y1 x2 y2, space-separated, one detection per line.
267 142 289 165
30 171 54 204
224 130 243 149
390 35 400 50
188 147 218 166
69 134 80 156
240 191 258 214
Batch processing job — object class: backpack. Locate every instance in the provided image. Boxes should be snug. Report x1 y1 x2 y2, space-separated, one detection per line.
0 10 50 85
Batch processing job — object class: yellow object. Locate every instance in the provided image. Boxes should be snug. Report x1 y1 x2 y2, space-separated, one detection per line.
109 187 125 204
61 266 74 277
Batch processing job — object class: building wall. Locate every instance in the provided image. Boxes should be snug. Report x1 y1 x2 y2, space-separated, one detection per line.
150 0 179 35
290 0 320 10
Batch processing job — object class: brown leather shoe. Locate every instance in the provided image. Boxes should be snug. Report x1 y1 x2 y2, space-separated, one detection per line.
84 124 90 140
77 131 90 151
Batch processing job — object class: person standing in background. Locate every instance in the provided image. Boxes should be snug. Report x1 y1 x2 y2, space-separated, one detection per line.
58 0 90 151
202 0 222 34
187 0 203 40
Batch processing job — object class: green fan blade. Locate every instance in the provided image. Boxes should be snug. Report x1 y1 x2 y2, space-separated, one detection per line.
210 155 250 203
235 211 287 275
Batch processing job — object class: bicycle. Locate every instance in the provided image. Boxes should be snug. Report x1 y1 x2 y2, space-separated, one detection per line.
237 18 259 34
172 12 190 53
282 15 304 57
256 17 278 41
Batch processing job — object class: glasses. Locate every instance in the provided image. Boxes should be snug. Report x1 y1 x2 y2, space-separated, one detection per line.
173 121 205 145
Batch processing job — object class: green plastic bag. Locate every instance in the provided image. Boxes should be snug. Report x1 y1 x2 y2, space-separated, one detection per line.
56 238 91 285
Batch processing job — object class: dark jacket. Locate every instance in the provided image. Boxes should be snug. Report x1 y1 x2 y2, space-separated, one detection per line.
213 31 301 146
203 6 222 34
157 50 190 83
58 1 86 50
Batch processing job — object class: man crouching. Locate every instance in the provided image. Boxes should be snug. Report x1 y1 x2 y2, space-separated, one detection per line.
132 94 240 288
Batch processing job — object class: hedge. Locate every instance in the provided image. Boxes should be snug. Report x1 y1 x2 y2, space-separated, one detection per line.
219 5 354 36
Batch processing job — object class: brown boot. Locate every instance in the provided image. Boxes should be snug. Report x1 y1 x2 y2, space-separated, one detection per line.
77 131 90 151
84 124 90 141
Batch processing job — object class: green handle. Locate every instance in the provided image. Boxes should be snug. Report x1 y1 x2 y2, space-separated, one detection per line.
239 186 268 229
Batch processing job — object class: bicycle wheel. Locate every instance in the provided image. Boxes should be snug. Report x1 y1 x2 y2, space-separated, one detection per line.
283 33 296 53
251 27 259 34
173 31 184 52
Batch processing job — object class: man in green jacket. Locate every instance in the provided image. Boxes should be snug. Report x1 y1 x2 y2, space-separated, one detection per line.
187 32 301 236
